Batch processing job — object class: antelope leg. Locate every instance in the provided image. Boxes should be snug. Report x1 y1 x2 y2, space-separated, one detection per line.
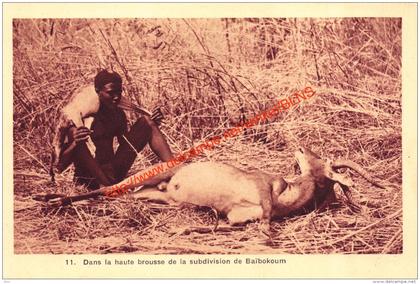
339 184 362 212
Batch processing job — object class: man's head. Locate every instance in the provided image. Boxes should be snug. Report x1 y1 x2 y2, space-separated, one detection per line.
94 70 123 110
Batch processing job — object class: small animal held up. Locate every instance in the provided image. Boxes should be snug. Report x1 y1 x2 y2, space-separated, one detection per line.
49 85 153 180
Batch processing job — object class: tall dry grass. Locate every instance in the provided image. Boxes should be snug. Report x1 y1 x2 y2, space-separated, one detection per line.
13 18 402 254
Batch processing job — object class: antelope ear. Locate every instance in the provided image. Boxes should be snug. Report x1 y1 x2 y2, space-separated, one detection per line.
271 178 288 198
325 160 354 187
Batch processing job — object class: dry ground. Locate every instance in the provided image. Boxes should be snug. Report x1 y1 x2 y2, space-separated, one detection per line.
13 18 402 254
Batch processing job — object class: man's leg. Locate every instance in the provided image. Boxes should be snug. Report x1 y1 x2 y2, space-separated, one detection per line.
112 117 151 181
145 116 174 162
112 116 174 181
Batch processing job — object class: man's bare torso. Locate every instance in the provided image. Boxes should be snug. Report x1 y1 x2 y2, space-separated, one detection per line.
90 105 127 165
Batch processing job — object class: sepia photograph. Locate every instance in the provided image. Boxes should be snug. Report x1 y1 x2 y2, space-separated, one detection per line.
13 17 403 254
4 2 417 279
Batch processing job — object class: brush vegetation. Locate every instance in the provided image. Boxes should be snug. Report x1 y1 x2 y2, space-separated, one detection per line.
13 18 402 254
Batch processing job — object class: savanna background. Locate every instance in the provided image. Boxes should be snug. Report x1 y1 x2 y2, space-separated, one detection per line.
13 18 402 254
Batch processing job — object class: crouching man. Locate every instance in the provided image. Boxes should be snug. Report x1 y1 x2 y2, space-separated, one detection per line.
52 70 174 190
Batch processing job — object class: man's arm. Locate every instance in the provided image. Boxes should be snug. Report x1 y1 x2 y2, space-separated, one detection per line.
57 126 90 171
56 140 77 172
59 126 113 186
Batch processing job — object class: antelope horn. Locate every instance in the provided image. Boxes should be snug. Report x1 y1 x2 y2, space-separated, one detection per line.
118 97 152 116
332 159 386 189
338 184 362 213
117 97 167 126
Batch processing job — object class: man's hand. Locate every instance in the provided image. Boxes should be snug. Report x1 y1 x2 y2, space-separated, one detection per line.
151 107 165 126
71 126 92 144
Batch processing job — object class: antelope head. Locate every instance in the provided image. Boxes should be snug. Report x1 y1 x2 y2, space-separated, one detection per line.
293 147 385 212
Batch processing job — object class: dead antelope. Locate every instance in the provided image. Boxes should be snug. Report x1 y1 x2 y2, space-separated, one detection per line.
132 147 385 226
40 147 385 229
